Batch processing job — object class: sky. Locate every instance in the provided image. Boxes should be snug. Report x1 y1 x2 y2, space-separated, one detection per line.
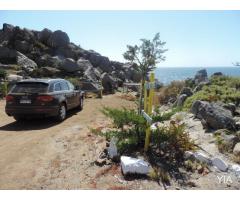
0 10 239 67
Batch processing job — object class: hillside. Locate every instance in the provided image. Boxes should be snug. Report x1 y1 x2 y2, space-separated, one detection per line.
0 23 141 93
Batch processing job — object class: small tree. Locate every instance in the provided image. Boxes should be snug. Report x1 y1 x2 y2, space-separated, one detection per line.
123 33 167 113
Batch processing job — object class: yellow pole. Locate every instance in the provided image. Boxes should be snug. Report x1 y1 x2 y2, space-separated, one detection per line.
144 80 148 113
144 73 155 152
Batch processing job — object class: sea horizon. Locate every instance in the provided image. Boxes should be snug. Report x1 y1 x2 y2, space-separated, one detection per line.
155 66 240 85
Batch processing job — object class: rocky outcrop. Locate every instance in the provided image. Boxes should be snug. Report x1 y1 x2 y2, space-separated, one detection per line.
16 52 37 73
191 100 236 130
47 30 70 48
101 73 117 93
176 94 188 107
0 23 142 93
60 58 82 73
194 69 208 84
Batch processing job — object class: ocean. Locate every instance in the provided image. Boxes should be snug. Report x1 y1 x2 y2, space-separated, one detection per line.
154 67 240 85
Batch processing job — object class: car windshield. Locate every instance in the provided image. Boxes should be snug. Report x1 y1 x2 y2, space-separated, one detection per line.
11 82 49 93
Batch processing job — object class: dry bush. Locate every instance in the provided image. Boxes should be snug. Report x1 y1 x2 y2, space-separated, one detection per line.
119 93 137 101
157 80 185 105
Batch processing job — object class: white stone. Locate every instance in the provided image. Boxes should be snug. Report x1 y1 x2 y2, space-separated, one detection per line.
184 151 194 159
150 123 157 131
231 164 240 177
193 152 211 164
120 156 150 175
107 137 118 159
212 158 228 172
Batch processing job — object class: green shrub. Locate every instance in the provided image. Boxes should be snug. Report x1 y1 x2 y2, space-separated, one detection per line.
66 77 80 86
152 107 182 122
0 82 7 98
100 107 147 153
183 75 240 110
151 121 195 161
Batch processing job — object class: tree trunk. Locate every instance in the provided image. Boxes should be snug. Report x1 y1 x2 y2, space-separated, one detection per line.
138 77 145 115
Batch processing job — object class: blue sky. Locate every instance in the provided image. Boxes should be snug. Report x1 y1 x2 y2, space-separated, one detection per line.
0 10 239 67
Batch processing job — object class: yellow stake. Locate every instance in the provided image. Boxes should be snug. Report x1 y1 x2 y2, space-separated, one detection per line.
144 73 155 152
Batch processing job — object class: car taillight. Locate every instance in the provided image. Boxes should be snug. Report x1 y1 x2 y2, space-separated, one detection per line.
37 95 54 102
6 95 14 102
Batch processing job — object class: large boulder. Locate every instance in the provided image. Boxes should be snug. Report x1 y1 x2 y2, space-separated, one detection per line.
16 52 37 73
77 58 93 71
0 23 15 42
176 94 188 107
55 43 81 60
79 81 102 92
47 30 70 48
101 72 117 93
40 67 61 77
84 66 101 82
60 58 81 72
0 46 17 63
86 51 112 72
191 100 236 130
15 40 33 53
211 72 223 77
194 69 208 84
36 54 64 68
38 28 52 44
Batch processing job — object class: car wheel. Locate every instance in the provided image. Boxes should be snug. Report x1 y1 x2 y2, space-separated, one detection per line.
56 103 67 122
13 115 25 122
77 97 83 111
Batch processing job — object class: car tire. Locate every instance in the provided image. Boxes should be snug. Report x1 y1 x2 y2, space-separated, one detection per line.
56 103 67 122
77 97 83 111
13 115 25 122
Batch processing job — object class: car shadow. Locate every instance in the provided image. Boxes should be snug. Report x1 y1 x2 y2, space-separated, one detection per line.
0 108 80 131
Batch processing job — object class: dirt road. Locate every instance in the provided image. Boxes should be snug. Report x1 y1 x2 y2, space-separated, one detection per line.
0 93 159 189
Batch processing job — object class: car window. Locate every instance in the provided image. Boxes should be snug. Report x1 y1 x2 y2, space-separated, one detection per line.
60 81 70 91
11 82 49 93
54 83 61 91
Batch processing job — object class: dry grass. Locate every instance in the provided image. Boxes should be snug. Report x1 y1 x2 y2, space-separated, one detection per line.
118 93 137 101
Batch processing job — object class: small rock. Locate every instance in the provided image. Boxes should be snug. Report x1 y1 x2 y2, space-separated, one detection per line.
184 151 195 159
212 158 228 172
193 152 211 164
230 164 240 177
233 143 240 156
108 137 118 160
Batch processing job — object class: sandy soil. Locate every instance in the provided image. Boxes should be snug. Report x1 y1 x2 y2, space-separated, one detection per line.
1 93 239 190
0 93 161 190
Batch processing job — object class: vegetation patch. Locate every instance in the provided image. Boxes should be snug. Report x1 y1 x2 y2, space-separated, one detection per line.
184 76 240 109
156 80 185 105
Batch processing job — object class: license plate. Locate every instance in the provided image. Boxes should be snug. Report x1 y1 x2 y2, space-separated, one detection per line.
20 99 31 104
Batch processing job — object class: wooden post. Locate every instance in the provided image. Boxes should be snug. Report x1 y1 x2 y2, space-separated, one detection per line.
144 73 155 152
